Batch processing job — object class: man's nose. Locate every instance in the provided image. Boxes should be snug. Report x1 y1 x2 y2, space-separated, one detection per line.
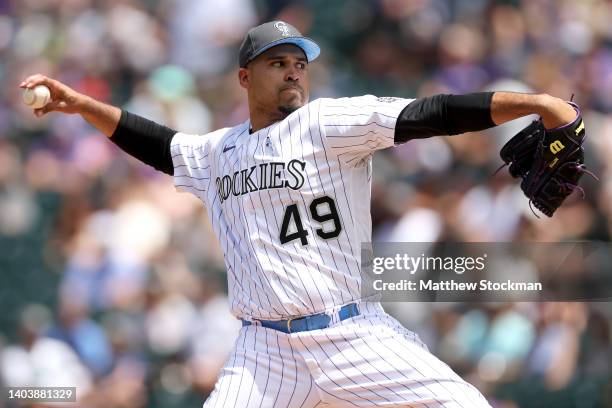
285 66 300 82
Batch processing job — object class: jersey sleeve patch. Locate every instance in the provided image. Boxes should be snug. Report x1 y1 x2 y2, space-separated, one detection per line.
318 95 412 165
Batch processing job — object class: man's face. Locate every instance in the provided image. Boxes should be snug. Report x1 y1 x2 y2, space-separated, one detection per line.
239 44 310 117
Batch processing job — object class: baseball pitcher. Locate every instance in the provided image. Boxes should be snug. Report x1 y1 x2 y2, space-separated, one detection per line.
21 21 587 407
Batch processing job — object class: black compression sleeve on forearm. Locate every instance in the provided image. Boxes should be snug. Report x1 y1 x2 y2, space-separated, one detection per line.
110 110 177 176
394 92 496 144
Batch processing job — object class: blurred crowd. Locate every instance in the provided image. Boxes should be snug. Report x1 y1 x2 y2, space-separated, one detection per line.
0 0 611 407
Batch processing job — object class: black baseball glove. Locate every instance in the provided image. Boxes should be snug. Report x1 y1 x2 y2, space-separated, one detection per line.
499 103 596 217
499 119 545 179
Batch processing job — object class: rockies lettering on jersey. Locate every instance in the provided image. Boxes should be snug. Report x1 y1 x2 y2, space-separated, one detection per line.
170 95 413 320
215 159 307 203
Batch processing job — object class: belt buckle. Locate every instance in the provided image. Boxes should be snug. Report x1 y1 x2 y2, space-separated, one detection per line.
286 317 297 333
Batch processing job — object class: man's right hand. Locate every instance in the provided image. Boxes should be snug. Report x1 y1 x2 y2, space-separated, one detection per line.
20 74 84 117
20 74 121 137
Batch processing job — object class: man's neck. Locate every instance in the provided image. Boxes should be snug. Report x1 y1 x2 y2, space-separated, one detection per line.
249 114 286 133
248 97 298 133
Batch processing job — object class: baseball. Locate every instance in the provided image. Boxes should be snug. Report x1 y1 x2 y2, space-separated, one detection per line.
22 85 51 109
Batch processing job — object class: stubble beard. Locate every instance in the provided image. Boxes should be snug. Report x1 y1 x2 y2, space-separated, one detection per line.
277 85 305 116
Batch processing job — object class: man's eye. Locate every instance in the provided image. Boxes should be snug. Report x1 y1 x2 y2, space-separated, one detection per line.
297 63 305 69
272 62 282 67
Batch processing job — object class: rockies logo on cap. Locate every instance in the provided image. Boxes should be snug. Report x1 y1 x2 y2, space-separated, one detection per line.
274 22 291 36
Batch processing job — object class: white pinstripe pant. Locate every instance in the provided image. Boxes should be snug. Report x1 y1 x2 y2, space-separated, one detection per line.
204 303 491 407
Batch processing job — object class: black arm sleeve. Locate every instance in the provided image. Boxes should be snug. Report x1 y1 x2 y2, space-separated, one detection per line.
394 92 496 144
110 110 177 176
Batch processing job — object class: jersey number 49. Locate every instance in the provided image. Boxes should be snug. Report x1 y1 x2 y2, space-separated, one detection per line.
280 195 341 245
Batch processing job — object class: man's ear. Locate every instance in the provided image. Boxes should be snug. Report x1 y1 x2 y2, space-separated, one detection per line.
238 68 250 89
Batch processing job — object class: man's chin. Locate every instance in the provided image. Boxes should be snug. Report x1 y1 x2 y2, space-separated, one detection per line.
278 93 306 115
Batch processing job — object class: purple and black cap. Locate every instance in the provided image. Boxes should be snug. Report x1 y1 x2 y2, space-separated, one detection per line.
239 21 320 68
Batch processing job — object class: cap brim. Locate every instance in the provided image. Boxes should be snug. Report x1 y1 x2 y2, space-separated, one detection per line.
245 37 320 66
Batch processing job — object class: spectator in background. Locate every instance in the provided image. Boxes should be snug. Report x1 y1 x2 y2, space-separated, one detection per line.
46 291 113 377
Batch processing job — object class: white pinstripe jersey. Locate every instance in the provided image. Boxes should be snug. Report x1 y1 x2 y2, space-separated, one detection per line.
170 95 413 320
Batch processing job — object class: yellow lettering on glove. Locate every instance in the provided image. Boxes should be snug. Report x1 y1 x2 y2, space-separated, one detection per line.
549 158 559 168
550 140 565 154
575 120 585 135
